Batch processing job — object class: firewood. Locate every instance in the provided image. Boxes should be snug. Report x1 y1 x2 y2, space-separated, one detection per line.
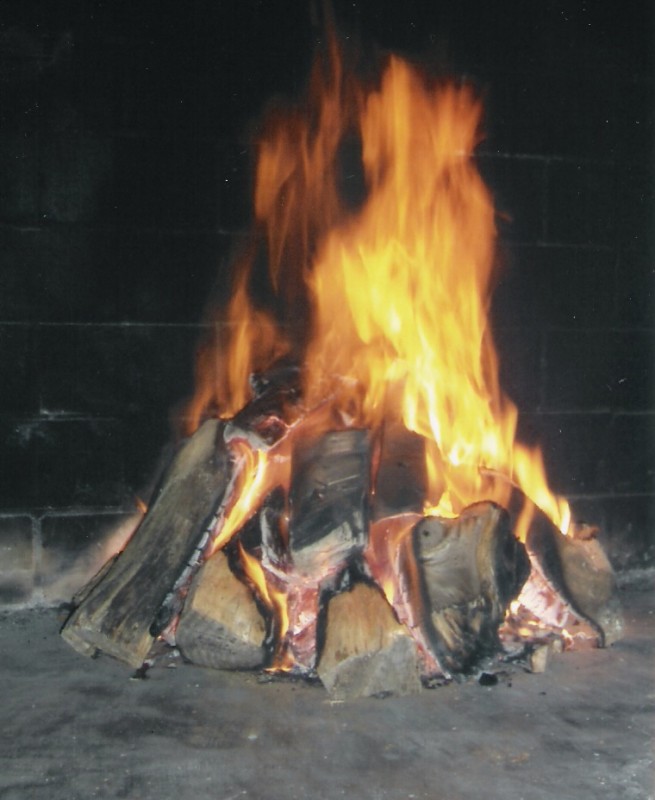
289 428 369 573
256 429 371 672
403 501 530 675
523 511 623 646
61 420 231 668
224 360 302 450
372 421 426 520
317 582 421 699
176 550 266 670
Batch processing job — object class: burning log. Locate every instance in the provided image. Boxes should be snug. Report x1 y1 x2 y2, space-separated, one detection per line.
372 421 427 520
260 429 371 671
224 360 302 450
61 420 231 668
402 502 530 675
175 550 266 670
518 510 623 646
289 429 369 571
317 582 421 699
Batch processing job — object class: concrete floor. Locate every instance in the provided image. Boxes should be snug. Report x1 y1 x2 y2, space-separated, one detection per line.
1 582 653 800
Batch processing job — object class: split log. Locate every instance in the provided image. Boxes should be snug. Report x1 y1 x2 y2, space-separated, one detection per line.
372 421 426 520
317 582 421 699
289 428 369 573
176 550 266 670
224 360 302 450
521 511 623 646
402 501 530 675
61 419 231 668
258 429 371 672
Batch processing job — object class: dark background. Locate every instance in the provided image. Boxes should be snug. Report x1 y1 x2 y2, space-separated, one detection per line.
1 0 653 603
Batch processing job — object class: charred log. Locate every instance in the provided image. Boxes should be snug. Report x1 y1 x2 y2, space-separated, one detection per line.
288 429 369 572
372 421 427 520
257 429 371 672
224 361 302 450
403 502 530 675
61 420 231 668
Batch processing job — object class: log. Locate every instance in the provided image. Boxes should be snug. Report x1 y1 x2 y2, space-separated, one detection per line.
258 429 371 672
61 419 231 667
317 582 421 699
176 550 266 670
289 429 369 573
521 511 623 646
372 421 426 520
403 501 530 675
224 360 302 450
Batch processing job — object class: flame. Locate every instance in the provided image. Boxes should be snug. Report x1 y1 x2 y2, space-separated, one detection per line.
191 40 569 563
237 541 290 669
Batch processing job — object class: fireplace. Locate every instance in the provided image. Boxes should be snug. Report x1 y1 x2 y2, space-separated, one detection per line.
0 3 653 798
52 20 627 696
0 2 652 623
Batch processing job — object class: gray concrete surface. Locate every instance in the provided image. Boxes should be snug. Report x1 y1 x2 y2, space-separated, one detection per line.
0 583 653 800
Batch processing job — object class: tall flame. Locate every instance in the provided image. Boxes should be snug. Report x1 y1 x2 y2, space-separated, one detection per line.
189 41 569 537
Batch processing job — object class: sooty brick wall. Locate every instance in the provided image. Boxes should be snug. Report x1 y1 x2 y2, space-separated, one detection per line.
0 1 652 605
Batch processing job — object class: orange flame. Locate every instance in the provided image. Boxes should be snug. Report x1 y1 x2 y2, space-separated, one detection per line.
190 41 569 544
237 541 290 669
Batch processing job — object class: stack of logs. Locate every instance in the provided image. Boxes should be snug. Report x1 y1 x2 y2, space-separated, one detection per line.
62 373 622 700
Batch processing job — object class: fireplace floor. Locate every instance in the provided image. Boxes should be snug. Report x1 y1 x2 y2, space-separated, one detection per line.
1 580 652 800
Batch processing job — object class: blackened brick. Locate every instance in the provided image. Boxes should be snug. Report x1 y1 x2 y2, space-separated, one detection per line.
0 417 39 510
492 246 617 331
0 417 128 510
110 230 232 323
40 511 140 604
36 323 198 419
0 226 120 323
535 413 614 497
608 414 655 494
546 161 617 247
493 325 543 412
36 418 128 508
40 136 114 223
532 247 617 328
615 78 655 166
0 324 38 416
616 250 655 327
0 515 33 571
477 156 546 244
616 161 655 252
65 38 126 135
108 137 220 229
544 329 654 411
0 573 33 605
0 130 39 223
487 74 618 160
491 246 547 329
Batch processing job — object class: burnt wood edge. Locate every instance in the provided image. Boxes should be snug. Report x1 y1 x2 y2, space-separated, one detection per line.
525 512 608 647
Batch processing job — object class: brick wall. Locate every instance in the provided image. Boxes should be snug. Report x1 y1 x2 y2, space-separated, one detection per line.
0 1 652 606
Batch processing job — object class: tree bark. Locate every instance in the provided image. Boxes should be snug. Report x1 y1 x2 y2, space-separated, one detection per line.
61 419 231 668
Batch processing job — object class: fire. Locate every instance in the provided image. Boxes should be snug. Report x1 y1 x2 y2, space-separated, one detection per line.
191 39 569 576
